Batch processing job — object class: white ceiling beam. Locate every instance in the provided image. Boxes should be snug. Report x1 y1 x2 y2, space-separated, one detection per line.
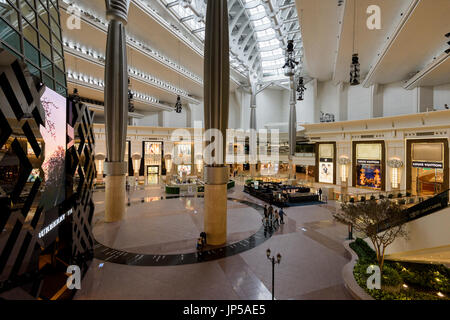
362 0 421 88
403 52 450 90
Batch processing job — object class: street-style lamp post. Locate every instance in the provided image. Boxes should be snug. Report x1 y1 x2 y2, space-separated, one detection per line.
266 249 282 300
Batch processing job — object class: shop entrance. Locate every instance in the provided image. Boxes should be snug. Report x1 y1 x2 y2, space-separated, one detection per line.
408 140 448 197
412 167 444 196
147 165 159 184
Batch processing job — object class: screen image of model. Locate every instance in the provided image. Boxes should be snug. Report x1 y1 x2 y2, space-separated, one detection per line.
357 164 382 189
319 162 333 183
39 87 66 209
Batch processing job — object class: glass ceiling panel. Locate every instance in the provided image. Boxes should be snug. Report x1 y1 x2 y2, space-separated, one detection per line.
159 0 302 81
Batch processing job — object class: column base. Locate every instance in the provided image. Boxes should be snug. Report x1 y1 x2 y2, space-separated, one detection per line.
105 175 126 222
250 164 257 178
204 184 227 245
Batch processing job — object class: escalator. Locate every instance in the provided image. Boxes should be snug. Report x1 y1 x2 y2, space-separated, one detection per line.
377 189 450 265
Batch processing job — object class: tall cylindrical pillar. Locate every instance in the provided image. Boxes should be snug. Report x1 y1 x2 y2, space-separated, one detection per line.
288 76 297 180
103 0 130 222
203 0 230 245
249 88 257 179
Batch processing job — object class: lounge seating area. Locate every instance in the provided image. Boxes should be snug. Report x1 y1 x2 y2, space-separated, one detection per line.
244 180 320 207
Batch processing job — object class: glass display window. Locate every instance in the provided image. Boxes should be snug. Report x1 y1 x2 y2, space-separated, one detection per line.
354 143 383 190
317 143 334 184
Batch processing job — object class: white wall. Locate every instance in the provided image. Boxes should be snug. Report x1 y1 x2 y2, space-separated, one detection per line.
255 88 287 129
228 92 241 129
318 80 339 119
295 80 317 124
347 84 371 120
382 82 417 116
137 111 159 126
434 83 450 110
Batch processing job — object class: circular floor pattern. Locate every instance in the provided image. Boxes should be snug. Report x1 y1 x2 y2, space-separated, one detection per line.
94 196 278 266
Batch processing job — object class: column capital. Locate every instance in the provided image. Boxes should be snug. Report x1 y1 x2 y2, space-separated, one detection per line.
105 0 130 23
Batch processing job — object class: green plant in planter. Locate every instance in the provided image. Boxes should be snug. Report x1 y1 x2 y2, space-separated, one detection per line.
370 195 376 201
349 197 355 203
397 193 403 198
406 192 412 197
379 194 385 200
336 200 408 271
381 266 403 292
360 196 366 202
388 194 394 199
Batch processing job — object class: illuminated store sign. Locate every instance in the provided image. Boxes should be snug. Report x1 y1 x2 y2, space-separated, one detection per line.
38 209 73 239
412 161 443 169
357 159 381 165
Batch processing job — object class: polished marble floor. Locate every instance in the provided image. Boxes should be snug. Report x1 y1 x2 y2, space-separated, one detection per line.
75 181 353 300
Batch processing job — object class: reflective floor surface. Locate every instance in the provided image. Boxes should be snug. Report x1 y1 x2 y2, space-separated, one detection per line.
75 181 353 300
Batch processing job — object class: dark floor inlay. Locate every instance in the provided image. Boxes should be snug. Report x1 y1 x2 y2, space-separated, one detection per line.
94 197 277 266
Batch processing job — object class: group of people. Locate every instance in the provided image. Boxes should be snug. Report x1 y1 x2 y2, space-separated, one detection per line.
263 204 286 229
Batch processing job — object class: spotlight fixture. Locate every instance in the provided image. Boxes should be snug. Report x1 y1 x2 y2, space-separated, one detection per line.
296 76 306 101
282 40 299 77
338 0 344 6
350 53 361 86
175 95 182 113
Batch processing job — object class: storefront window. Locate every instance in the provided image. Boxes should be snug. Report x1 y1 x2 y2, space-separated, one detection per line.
355 143 382 190
411 142 444 196
318 144 334 183
144 142 162 178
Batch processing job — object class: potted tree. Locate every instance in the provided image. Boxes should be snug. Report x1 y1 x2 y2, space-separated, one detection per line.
335 200 408 276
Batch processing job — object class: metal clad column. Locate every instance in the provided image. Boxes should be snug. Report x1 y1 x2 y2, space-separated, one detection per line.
203 0 230 245
289 76 297 179
103 0 130 222
249 84 257 178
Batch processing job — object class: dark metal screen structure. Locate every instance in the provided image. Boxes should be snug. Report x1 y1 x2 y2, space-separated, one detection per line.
0 49 95 299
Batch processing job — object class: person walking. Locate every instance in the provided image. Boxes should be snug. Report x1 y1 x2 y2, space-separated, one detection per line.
264 205 268 219
274 209 280 226
196 237 203 251
279 208 286 224
318 188 323 201
268 204 274 228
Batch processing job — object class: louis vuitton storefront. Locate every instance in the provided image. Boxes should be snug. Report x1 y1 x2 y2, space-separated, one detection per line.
407 139 449 196
352 141 386 191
